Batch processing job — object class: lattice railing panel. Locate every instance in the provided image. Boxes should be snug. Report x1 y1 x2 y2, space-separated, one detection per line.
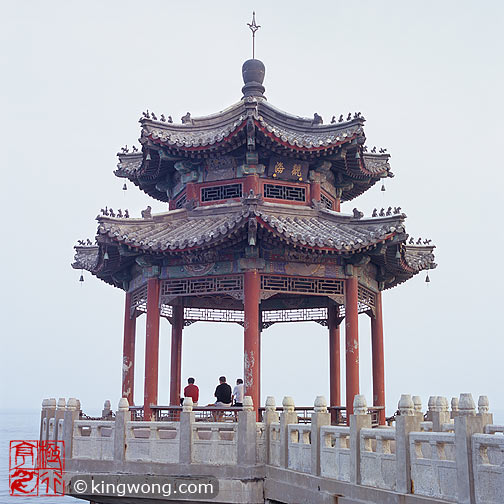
130 285 148 317
358 285 376 313
160 275 243 297
175 193 186 209
321 193 334 210
184 308 244 324
262 308 328 324
263 184 306 202
201 183 242 202
260 275 343 295
160 304 173 318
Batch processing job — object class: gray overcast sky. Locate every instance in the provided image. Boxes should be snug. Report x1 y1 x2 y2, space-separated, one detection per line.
1 1 503 421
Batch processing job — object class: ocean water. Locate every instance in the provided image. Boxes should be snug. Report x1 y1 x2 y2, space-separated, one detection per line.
1 410 77 504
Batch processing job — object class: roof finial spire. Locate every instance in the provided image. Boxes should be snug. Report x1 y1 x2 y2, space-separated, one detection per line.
247 12 260 59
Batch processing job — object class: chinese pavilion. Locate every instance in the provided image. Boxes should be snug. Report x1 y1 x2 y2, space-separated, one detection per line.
73 57 436 423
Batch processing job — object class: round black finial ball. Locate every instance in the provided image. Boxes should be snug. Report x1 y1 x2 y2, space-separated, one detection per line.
241 59 266 99
242 59 265 86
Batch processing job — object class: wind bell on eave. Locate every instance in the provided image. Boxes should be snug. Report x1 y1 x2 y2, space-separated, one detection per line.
79 269 84 284
425 272 431 284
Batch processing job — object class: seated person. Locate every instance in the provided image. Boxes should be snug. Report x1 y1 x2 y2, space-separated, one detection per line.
233 378 244 407
183 377 199 406
214 376 232 407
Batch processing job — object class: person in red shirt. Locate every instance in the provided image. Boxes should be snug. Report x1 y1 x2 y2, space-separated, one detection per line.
183 377 199 405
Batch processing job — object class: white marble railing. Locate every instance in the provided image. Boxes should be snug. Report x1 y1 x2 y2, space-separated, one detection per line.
191 422 237 465
72 420 115 461
44 393 502 502
126 421 179 464
320 425 351 481
256 422 266 464
473 431 504 504
287 424 312 473
409 432 457 502
269 423 281 467
360 427 397 490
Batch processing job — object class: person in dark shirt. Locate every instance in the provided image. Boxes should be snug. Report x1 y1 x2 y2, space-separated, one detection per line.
214 376 232 406
183 377 199 405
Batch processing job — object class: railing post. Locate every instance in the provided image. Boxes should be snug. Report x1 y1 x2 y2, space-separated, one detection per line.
311 396 330 476
114 398 130 463
179 398 194 465
62 398 80 460
263 396 279 465
280 396 298 468
455 393 483 504
477 395 493 427
102 400 112 419
412 395 424 422
395 394 421 494
430 396 450 431
349 394 371 485
54 398 66 441
451 397 459 419
238 396 257 466
40 398 56 441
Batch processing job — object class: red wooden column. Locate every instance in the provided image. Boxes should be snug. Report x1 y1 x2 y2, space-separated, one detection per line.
371 291 386 425
122 291 136 405
170 305 184 406
345 276 360 420
144 278 160 420
243 174 260 195
310 180 321 204
328 304 341 408
244 270 260 415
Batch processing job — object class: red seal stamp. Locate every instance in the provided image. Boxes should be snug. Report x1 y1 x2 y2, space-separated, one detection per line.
9 440 65 497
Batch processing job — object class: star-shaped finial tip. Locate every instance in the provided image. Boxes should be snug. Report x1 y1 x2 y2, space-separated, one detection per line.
247 12 261 58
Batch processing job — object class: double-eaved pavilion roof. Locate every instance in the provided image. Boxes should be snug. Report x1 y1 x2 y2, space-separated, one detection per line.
73 58 436 293
114 61 392 203
73 198 436 290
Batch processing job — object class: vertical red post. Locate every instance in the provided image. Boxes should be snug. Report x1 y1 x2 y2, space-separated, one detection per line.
186 182 198 206
144 278 160 420
122 291 136 405
170 305 184 406
335 198 341 212
311 181 321 204
328 305 341 408
244 270 260 416
345 276 360 421
371 291 386 425
243 174 260 195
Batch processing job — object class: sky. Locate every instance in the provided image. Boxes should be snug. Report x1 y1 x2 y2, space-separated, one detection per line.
1 1 503 421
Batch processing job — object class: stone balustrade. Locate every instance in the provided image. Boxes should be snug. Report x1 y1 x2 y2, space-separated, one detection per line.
41 393 502 504
73 420 115 461
320 425 351 481
410 431 458 501
360 427 397 490
126 421 179 463
287 424 312 473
